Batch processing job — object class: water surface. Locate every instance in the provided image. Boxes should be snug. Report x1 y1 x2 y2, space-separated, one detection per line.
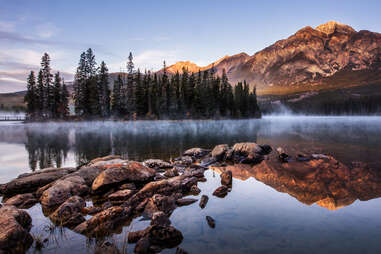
1 116 381 253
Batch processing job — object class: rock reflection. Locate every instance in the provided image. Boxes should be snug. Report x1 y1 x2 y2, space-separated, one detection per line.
212 153 381 210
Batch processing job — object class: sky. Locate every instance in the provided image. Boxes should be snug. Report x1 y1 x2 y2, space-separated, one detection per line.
1 0 381 93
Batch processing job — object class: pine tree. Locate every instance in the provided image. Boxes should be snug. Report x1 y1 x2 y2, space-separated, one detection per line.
24 71 37 119
36 70 44 116
127 52 134 75
98 61 111 117
52 72 62 118
112 74 122 116
74 52 87 116
41 53 53 117
60 81 70 118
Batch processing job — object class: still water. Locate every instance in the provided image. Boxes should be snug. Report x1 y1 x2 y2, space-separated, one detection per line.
1 116 381 253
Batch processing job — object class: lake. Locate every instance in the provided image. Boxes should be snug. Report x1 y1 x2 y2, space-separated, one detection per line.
1 116 381 254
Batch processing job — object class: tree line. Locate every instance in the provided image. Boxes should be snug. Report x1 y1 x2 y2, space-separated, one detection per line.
26 49 261 120
24 53 69 119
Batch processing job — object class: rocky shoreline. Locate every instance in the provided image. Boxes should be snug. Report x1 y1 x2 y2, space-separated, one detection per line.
1 141 370 253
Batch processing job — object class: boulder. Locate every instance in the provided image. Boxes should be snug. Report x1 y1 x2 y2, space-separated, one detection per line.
213 185 229 198
119 183 136 190
211 144 229 161
0 206 33 253
144 194 176 218
130 225 183 252
40 175 89 208
124 175 198 210
82 206 102 215
74 206 131 237
49 196 86 227
173 156 194 167
206 216 215 228
88 155 122 166
1 167 77 196
107 189 136 204
3 193 37 209
183 148 210 158
164 168 179 178
151 211 171 226
199 195 209 209
176 198 198 206
232 142 264 163
143 159 172 169
94 241 121 254
200 157 217 167
259 144 273 155
190 185 201 195
220 170 232 186
92 161 156 192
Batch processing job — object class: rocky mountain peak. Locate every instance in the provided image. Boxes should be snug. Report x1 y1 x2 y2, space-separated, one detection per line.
315 21 356 35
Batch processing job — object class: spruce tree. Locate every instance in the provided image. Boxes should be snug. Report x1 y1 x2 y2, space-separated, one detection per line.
52 72 62 118
98 61 111 117
60 81 70 118
74 52 87 116
25 71 37 119
41 53 53 117
112 74 122 116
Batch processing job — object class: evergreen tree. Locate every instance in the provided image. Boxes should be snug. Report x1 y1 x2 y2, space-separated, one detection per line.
40 53 53 117
24 71 37 118
52 72 62 118
60 81 70 118
74 52 87 115
98 61 111 117
112 74 122 116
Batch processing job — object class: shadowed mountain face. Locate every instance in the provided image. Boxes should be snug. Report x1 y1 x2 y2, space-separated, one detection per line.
163 21 381 94
212 151 381 210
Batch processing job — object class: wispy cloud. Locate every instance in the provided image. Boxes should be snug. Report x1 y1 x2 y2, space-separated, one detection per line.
35 23 59 39
154 36 170 42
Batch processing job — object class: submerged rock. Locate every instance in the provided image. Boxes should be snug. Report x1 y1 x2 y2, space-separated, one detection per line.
3 193 38 209
144 194 176 218
220 170 232 186
0 205 33 253
92 161 155 192
107 189 136 204
74 206 131 237
190 185 201 195
129 225 183 252
213 185 229 198
151 211 171 226
176 198 198 206
94 241 121 254
49 196 86 227
206 216 215 228
199 195 209 209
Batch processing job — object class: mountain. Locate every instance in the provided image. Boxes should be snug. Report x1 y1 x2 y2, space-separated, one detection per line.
163 21 381 95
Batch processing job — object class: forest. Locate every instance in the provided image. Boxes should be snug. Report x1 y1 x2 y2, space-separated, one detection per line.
24 49 261 120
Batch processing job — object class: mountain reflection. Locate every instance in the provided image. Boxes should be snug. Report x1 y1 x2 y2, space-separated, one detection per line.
212 155 381 210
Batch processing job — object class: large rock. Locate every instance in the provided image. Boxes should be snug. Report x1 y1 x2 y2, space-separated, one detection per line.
124 175 198 210
143 159 172 169
144 194 176 218
211 144 229 161
220 170 232 186
183 147 210 158
213 185 229 198
88 155 122 166
92 161 156 192
74 206 131 237
107 189 136 204
0 206 33 254
232 142 265 163
129 225 183 252
4 193 38 209
49 196 86 227
1 167 77 196
40 175 89 208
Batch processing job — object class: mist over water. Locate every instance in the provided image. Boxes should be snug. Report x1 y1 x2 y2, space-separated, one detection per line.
1 116 381 253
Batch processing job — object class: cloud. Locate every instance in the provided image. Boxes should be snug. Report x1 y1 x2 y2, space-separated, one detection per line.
35 23 59 39
154 36 170 42
0 21 14 32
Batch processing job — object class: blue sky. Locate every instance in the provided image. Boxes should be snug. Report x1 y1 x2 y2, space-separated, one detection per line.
1 0 381 92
